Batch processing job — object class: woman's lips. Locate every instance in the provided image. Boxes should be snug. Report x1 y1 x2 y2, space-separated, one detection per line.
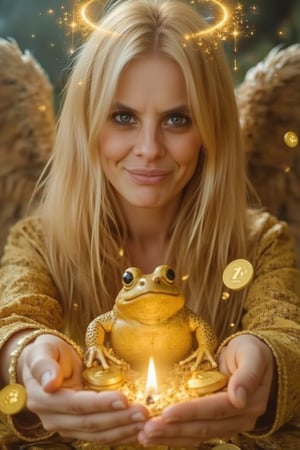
126 168 172 184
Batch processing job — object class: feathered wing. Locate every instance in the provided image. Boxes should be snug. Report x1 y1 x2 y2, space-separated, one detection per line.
0 39 55 256
236 44 300 263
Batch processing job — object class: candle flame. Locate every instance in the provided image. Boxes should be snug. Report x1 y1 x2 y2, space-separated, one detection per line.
145 357 158 396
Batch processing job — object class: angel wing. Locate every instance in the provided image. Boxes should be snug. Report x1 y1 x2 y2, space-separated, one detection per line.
0 39 55 256
236 44 300 263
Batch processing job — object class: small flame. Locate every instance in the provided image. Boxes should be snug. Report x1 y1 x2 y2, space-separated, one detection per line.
145 357 158 397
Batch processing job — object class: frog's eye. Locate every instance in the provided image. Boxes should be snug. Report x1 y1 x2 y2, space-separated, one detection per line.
122 270 134 287
164 267 176 284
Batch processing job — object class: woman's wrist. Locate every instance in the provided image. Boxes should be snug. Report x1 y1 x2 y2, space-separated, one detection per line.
0 330 35 386
9 329 51 385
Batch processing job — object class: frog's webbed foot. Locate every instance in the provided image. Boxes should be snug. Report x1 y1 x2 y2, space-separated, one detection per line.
84 345 123 369
179 345 217 371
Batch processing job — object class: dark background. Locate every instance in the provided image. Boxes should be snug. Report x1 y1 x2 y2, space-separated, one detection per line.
0 0 299 110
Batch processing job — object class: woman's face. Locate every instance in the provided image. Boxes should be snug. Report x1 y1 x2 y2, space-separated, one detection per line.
99 54 202 210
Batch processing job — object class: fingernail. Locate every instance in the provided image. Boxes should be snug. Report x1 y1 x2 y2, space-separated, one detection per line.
236 386 247 407
131 412 146 422
111 400 127 410
148 430 163 438
41 371 53 387
164 415 180 423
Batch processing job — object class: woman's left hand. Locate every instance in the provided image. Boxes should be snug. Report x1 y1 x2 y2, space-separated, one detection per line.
138 334 276 447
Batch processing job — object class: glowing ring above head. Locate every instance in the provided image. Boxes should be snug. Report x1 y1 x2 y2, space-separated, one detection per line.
185 0 230 39
80 0 230 38
81 0 105 30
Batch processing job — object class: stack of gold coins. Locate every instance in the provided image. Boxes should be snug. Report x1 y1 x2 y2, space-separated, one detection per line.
82 366 125 391
186 370 228 395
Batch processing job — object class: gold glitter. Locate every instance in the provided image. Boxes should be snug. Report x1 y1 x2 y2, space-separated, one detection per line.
221 291 230 300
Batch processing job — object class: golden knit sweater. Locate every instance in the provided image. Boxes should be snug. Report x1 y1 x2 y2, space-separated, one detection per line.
0 214 300 450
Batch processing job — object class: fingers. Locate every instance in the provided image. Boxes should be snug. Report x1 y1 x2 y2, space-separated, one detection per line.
227 344 274 409
20 335 83 392
139 410 256 447
162 392 237 422
217 335 275 409
54 405 147 442
22 360 149 443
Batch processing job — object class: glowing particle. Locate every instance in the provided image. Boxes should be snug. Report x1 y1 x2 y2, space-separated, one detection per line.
181 274 190 281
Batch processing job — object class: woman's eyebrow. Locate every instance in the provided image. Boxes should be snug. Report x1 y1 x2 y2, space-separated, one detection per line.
110 102 190 115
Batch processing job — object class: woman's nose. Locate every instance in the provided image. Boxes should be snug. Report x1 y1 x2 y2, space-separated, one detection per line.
134 124 164 159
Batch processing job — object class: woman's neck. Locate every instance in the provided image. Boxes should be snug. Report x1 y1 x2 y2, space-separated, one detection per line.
119 201 179 273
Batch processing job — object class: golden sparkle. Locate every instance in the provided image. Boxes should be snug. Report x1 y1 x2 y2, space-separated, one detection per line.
221 291 231 301
181 274 190 281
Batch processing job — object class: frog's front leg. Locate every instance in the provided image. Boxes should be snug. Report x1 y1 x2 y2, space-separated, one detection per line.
84 312 122 369
180 312 218 371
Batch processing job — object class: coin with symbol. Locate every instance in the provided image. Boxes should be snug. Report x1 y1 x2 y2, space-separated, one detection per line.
82 366 125 391
0 383 27 415
187 370 228 394
222 259 254 291
284 131 299 148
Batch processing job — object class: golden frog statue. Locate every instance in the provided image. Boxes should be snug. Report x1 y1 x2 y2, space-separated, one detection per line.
84 265 218 373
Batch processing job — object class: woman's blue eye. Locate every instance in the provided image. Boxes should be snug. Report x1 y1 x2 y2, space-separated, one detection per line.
112 112 135 124
166 114 190 127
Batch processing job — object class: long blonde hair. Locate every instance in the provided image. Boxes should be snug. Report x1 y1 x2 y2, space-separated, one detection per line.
40 0 250 344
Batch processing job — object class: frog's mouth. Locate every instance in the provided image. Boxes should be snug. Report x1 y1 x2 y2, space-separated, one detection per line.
117 292 185 322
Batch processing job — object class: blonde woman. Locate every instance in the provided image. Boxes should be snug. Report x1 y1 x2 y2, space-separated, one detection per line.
0 0 299 448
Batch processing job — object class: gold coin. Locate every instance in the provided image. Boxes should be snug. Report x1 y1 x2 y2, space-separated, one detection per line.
82 367 125 390
187 370 228 394
0 383 27 415
222 259 254 291
284 131 299 148
212 444 242 449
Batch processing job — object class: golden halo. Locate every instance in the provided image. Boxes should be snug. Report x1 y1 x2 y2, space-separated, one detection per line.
185 0 230 39
80 0 230 38
81 0 103 30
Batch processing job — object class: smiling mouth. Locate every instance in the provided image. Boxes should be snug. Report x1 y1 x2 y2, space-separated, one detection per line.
126 169 171 184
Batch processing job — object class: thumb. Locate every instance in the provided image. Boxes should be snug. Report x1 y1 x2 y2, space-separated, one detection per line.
228 378 248 409
40 360 64 393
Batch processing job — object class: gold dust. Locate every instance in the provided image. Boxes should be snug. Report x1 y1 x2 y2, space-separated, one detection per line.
221 292 230 300
181 274 190 281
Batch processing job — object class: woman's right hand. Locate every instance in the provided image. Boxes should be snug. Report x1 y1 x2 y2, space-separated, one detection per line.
17 334 149 445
